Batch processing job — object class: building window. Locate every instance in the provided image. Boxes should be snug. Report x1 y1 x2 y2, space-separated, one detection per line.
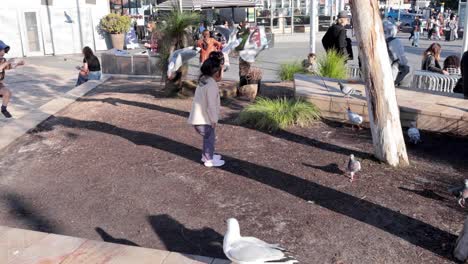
86 0 97 4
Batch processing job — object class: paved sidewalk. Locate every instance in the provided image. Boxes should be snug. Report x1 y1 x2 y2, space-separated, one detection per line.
0 225 230 264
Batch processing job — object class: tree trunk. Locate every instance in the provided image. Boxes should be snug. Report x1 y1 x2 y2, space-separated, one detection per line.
350 0 409 167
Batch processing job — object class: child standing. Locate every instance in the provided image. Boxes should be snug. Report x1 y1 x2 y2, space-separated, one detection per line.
188 51 225 167
0 40 24 118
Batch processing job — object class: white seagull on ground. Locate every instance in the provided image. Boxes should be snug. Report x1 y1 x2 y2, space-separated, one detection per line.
167 46 201 79
347 107 363 130
223 218 298 264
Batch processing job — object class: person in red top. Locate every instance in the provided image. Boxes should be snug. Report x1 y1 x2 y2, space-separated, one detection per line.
197 30 221 64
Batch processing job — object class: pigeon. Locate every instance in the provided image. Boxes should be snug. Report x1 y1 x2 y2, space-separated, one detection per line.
407 122 421 144
338 82 355 97
346 154 361 182
347 107 363 130
223 218 298 264
449 179 468 208
239 29 270 63
167 46 201 79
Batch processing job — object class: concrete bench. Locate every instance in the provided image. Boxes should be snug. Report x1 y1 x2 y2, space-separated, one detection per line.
411 70 460 93
101 49 161 76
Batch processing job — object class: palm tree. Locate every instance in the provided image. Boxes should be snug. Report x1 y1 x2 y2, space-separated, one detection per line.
158 7 200 95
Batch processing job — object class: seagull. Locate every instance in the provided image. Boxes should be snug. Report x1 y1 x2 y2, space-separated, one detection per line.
239 29 269 63
407 122 421 144
167 46 201 79
338 82 355 97
449 179 468 208
346 154 361 182
223 218 298 264
347 107 363 130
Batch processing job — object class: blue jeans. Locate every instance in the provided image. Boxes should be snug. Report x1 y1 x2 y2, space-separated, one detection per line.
413 31 420 47
88 71 101 80
194 125 215 161
76 71 101 87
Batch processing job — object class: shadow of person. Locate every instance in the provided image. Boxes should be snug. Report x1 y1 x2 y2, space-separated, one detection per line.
95 227 140 247
3 193 58 233
147 214 225 259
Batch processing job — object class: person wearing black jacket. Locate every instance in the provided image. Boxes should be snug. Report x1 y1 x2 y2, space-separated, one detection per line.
459 51 468 98
322 11 352 60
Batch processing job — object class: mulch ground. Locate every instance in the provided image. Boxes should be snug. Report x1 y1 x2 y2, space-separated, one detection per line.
0 78 467 264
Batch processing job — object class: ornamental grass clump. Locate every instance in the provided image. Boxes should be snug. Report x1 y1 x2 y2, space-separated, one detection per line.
279 61 306 81
238 97 320 131
317 50 348 80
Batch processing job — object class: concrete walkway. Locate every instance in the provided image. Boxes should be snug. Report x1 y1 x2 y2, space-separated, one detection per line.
0 225 229 264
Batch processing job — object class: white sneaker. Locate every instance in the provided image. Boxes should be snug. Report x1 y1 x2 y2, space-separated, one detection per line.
204 159 225 167
201 154 222 163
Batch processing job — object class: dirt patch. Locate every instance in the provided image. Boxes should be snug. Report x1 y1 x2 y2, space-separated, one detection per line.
0 78 466 263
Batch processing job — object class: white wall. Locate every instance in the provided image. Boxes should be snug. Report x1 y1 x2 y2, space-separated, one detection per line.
0 0 110 57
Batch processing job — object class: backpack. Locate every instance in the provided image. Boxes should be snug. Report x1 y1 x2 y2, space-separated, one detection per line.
386 37 398 64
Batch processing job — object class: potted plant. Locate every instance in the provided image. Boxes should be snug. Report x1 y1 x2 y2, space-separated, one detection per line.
99 13 131 50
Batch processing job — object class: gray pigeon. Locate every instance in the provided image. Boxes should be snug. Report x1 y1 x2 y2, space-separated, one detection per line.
449 179 468 208
346 154 361 182
339 82 355 97
407 122 421 144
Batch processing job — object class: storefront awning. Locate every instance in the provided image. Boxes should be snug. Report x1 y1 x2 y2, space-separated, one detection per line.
156 0 260 11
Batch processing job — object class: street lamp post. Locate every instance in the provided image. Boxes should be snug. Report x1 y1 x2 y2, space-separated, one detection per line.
309 0 317 53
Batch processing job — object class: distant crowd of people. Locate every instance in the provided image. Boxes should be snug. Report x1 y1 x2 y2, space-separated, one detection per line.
317 10 467 98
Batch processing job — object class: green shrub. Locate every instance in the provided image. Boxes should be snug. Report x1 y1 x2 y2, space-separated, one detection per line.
317 50 348 80
99 13 132 34
279 61 307 81
238 97 320 131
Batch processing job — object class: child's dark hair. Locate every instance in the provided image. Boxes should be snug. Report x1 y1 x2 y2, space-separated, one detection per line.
443 55 460 70
199 51 224 81
308 53 316 59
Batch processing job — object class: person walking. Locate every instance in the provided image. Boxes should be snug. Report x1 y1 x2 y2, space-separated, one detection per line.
136 15 145 42
188 51 226 167
197 30 222 64
427 16 435 40
421 43 448 75
412 16 422 47
385 25 410 86
76 46 101 86
0 40 25 118
447 14 457 41
433 15 442 40
322 11 351 60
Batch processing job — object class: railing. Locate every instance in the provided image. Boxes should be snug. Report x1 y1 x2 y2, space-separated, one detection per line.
411 70 460 93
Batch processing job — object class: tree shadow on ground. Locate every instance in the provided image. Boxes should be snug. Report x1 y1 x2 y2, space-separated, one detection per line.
147 214 224 259
1 193 59 233
303 163 345 175
33 116 457 261
398 187 447 202
95 227 140 247
76 97 375 161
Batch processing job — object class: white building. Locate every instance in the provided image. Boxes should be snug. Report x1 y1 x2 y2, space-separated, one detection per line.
1 0 110 57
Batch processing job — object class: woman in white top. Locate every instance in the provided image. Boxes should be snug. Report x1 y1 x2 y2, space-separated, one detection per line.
188 51 225 167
